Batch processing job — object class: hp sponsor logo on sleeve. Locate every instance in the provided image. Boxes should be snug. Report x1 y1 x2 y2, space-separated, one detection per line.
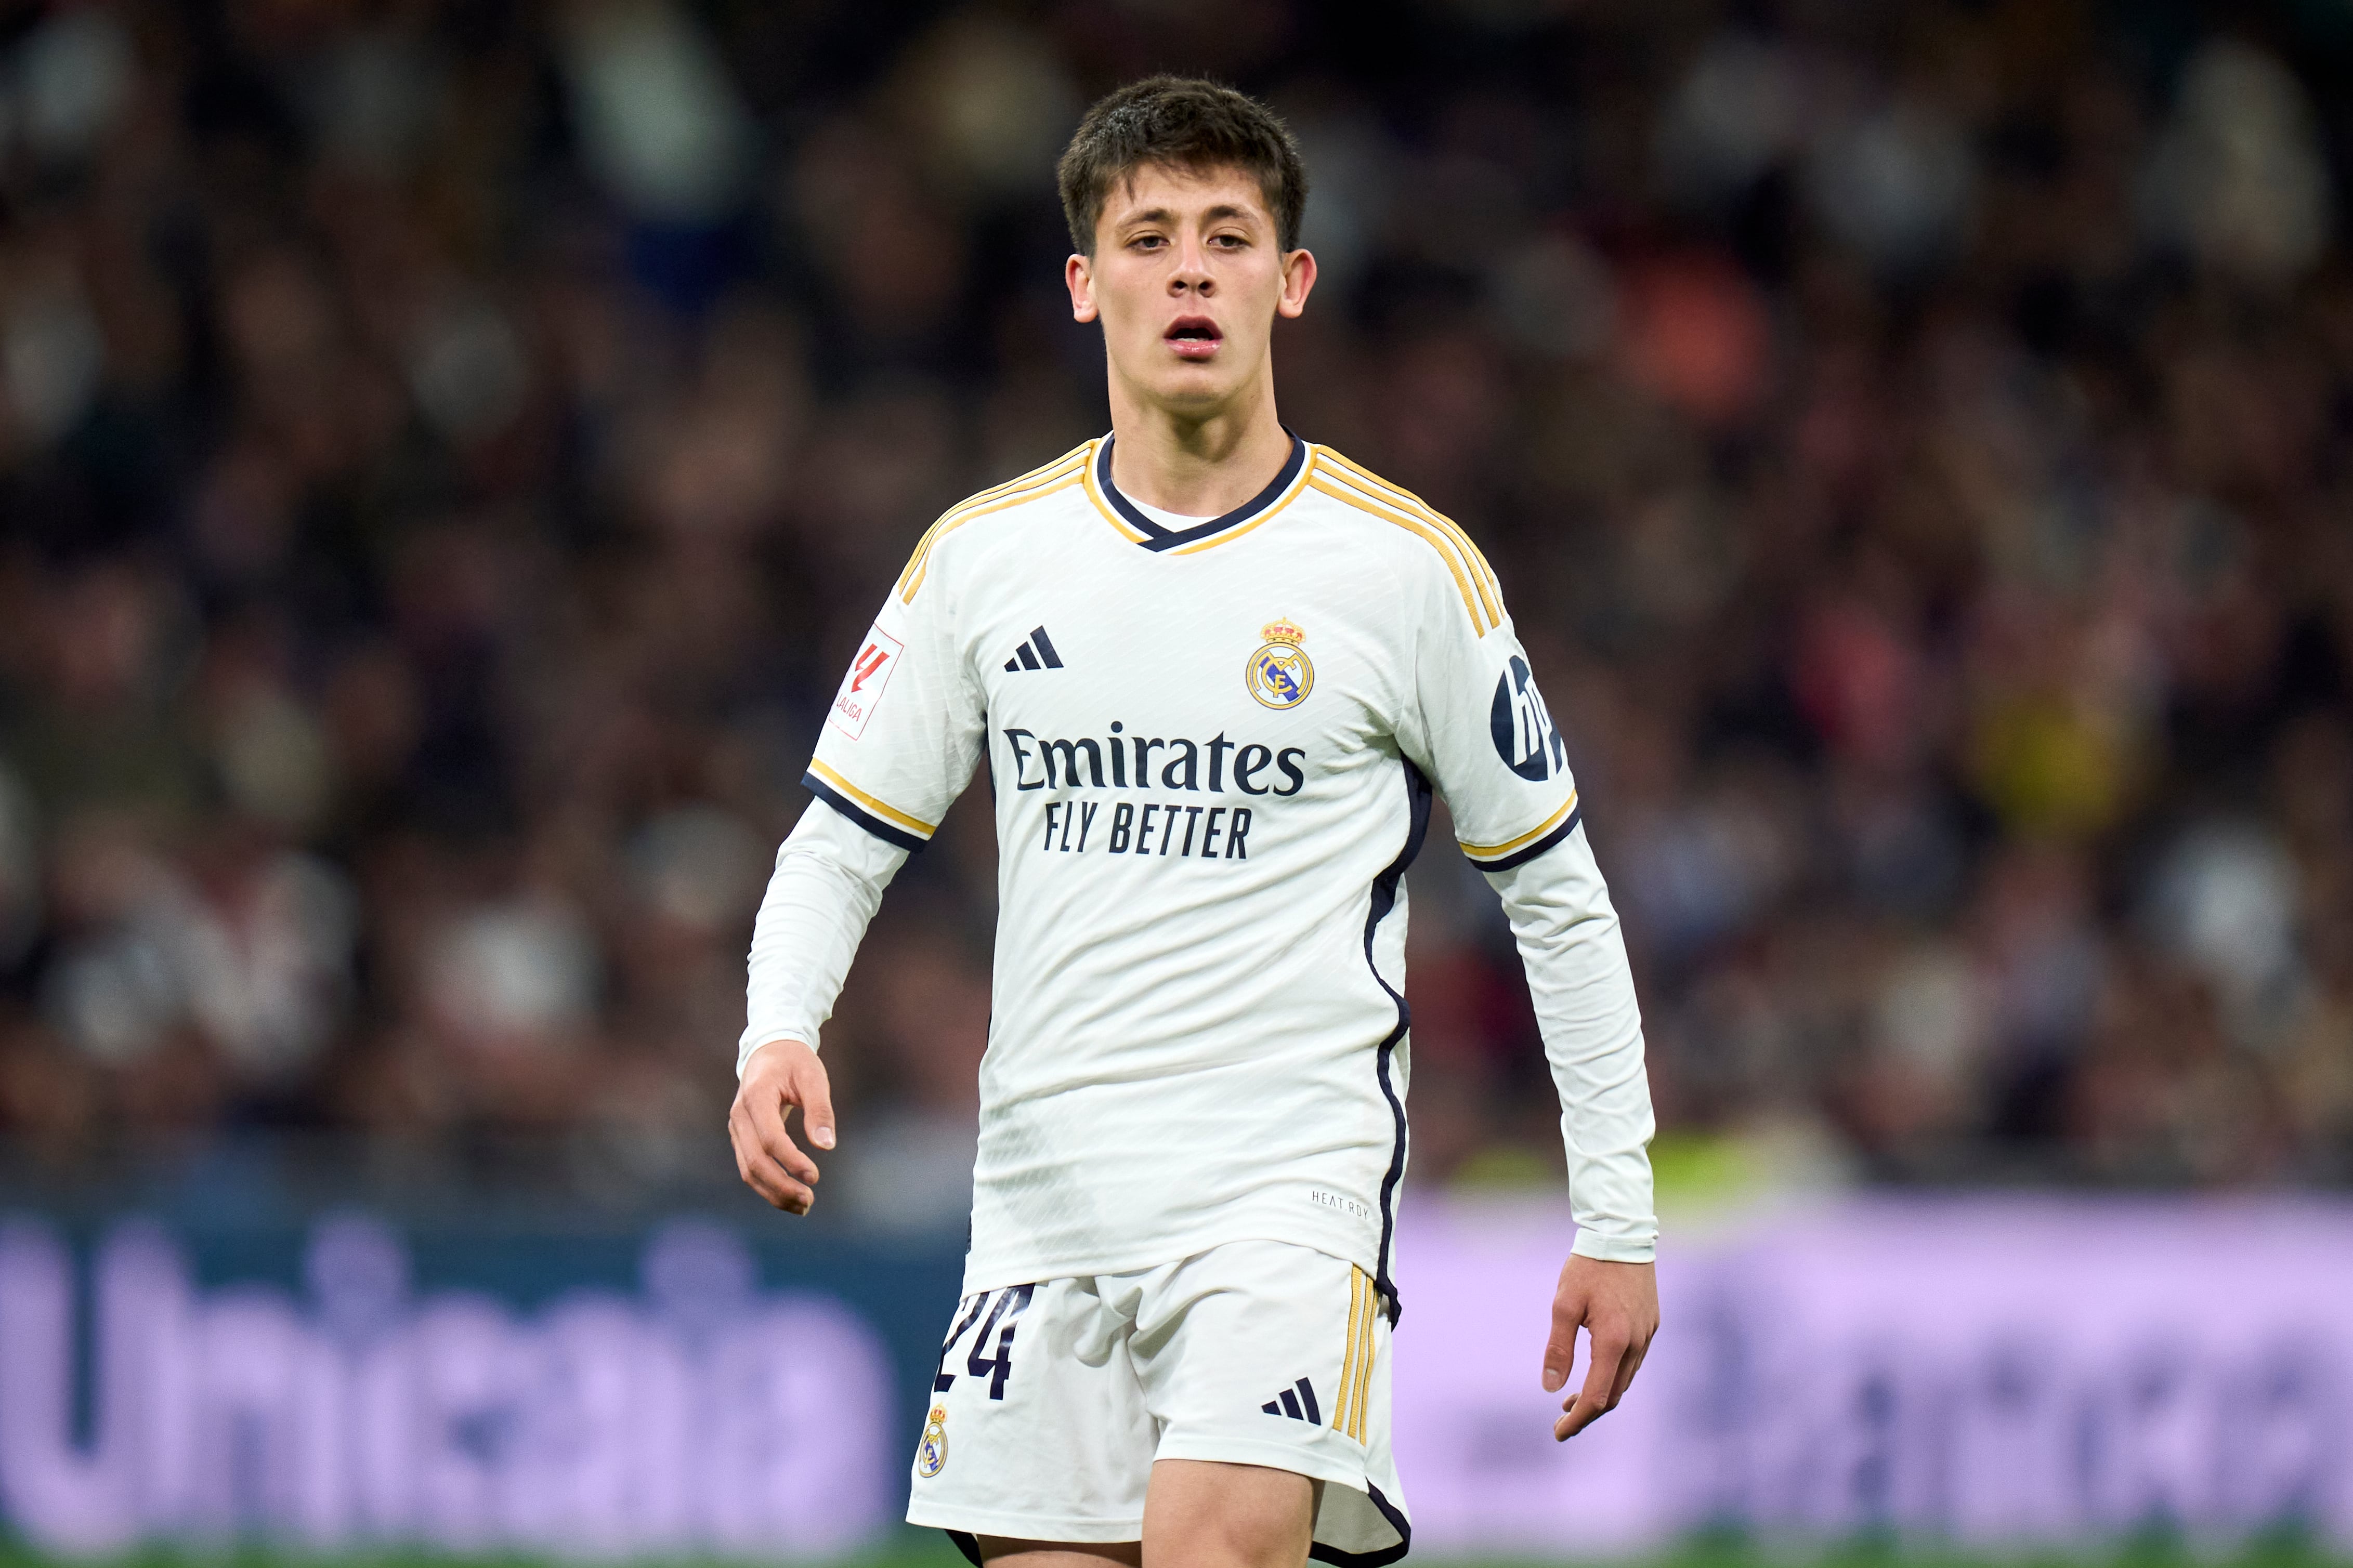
1490 655 1566 781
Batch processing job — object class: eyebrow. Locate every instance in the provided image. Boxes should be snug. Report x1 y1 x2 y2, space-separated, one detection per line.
1118 203 1262 228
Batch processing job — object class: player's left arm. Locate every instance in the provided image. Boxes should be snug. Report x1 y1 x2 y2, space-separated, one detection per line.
1396 550 1659 1442
1487 833 1659 1440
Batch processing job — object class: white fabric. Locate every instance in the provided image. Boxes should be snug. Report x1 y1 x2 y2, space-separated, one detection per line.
742 436 1658 1298
739 800 905 1063
737 805 1660 1263
1489 827 1658 1261
905 1240 1406 1559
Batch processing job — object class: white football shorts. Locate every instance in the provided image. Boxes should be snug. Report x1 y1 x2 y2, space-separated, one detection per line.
906 1239 1409 1564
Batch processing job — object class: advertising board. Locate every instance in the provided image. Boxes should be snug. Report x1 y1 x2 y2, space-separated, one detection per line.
0 1199 2343 1556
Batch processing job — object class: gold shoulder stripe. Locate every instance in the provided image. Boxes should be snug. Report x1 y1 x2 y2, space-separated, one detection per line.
1315 446 1503 592
894 448 1083 600
1308 462 1494 633
1315 447 1505 615
1316 449 1504 621
1460 790 1580 861
807 760 938 837
899 469 1083 601
897 443 1091 597
896 445 1091 602
937 439 1092 523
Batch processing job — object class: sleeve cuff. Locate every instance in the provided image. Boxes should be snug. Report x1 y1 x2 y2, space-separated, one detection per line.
736 1030 818 1079
1571 1229 1657 1264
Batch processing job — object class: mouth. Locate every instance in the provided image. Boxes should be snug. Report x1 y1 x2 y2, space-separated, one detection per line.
1164 315 1223 361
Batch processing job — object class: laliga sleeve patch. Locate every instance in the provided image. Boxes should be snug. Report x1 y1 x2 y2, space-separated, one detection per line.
1490 655 1566 781
828 626 905 740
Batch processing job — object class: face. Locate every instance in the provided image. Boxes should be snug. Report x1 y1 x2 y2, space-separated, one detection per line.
1065 162 1316 419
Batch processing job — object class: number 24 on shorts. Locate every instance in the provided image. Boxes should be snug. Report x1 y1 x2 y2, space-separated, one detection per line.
933 1283 1035 1400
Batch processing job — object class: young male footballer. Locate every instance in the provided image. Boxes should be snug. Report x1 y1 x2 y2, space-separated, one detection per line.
730 77 1658 1568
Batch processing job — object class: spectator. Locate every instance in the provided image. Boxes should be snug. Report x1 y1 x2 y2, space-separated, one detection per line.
0 1 2347 1205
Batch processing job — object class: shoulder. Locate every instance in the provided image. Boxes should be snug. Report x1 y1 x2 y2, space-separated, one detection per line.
1299 444 1504 636
893 440 1095 603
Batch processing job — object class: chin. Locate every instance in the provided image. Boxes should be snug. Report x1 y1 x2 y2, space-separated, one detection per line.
1144 366 1243 411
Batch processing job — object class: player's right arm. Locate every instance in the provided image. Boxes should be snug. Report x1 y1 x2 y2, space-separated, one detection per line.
731 541 985 1214
731 801 909 1212
731 1038 833 1214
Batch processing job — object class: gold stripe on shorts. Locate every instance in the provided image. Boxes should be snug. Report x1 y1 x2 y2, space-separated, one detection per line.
1335 1265 1380 1441
1351 1270 1377 1441
1336 1267 1363 1435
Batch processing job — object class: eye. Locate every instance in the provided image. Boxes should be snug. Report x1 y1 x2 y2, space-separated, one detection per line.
1130 233 1167 251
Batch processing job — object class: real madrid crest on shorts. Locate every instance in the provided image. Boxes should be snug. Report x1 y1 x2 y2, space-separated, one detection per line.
916 1403 949 1478
1246 619 1314 709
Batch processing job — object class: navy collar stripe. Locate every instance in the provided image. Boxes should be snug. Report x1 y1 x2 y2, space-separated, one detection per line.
1097 434 1306 552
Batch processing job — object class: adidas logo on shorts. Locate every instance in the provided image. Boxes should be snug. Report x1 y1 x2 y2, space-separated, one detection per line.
1260 1377 1322 1424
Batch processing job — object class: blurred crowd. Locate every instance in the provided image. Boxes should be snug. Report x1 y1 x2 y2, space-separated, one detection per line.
1 0 2349 1222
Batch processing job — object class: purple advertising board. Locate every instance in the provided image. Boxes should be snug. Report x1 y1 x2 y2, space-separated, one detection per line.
1391 1197 2353 1553
0 1198 2344 1556
0 1217 901 1557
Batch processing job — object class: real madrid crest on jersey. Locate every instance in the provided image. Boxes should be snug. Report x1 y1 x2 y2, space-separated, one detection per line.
1246 619 1314 709
916 1404 949 1478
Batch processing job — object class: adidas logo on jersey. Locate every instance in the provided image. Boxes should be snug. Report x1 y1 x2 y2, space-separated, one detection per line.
1002 626 1064 673
1260 1377 1322 1424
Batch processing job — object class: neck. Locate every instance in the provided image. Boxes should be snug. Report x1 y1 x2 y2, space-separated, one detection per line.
1104 363 1292 517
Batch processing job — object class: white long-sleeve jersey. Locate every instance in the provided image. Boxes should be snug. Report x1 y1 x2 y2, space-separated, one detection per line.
742 437 1656 1311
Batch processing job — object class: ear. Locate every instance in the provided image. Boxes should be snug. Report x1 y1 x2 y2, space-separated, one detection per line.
1277 247 1317 320
1066 253 1099 324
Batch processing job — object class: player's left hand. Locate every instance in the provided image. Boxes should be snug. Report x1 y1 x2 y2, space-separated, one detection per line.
1542 1254 1658 1440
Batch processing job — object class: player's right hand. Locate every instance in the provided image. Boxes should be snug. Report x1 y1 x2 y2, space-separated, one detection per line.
728 1038 835 1215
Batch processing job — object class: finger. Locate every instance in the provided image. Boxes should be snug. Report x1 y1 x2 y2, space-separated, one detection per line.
729 1109 756 1186
729 1105 815 1214
742 1141 815 1213
1556 1333 1628 1441
1542 1296 1586 1394
1607 1334 1651 1408
795 1057 838 1151
750 1085 819 1186
734 1135 814 1213
755 1166 815 1214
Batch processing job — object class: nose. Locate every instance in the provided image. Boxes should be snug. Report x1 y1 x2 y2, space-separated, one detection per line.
1167 234 1215 297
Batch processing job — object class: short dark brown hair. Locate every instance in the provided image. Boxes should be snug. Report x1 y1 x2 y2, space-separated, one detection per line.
1056 76 1309 255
